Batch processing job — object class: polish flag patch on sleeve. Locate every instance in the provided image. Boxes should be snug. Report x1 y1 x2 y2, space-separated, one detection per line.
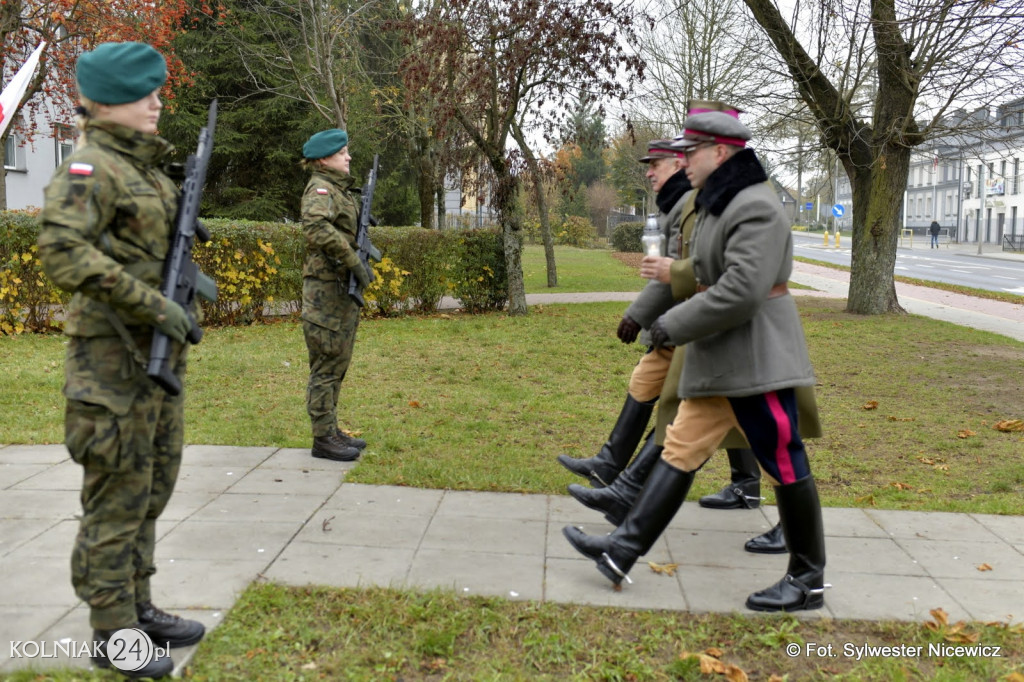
69 163 94 176
316 188 329 195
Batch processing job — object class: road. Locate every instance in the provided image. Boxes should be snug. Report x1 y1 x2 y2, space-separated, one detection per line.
791 232 1024 296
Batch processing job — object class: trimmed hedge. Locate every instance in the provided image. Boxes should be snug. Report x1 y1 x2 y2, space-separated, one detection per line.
611 221 644 253
0 211 509 333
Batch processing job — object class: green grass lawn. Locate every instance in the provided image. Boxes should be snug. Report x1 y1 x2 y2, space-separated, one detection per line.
522 244 647 293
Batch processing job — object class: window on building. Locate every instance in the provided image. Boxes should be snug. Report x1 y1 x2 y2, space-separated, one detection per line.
917 197 923 216
3 134 24 171
54 124 75 165
926 196 932 217
1014 158 1020 195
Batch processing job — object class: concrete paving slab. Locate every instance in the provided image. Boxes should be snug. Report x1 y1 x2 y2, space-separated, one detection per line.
668 505 770 533
0 555 78 607
676 565 808 616
156 520 302 562
0 489 79 520
265 541 415 588
150 558 270 610
1 463 53 488
8 519 79 558
814 573 966 622
320 483 443 516
171 465 250 494
545 556 688 611
897 538 1024 580
866 509 1005 542
820 507 890 538
188 492 328 524
10 459 81 491
160 491 218 522
293 509 431 549
0 444 69 464
823 536 926 576
420 515 547 555
436 489 549 520
973 513 1024 545
0 518 59 557
939 577 1024 623
182 445 277 468
663 528 789 571
406 548 544 601
228 467 344 497
0 605 77 662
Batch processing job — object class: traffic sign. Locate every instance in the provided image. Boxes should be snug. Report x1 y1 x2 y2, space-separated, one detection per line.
832 204 845 217
805 202 813 210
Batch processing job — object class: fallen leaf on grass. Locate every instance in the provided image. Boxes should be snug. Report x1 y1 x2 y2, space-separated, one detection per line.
862 400 879 410
887 415 915 422
957 429 976 438
678 652 748 681
301 662 317 670
648 561 679 577
408 400 422 408
993 419 1024 432
1005 673 1024 682
855 493 876 506
890 482 913 490
926 608 950 628
977 563 993 572
705 647 724 658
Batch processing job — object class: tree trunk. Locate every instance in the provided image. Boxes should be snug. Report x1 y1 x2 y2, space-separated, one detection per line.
436 185 445 230
510 120 556 287
493 167 527 315
846 149 907 314
418 154 435 229
0 164 7 211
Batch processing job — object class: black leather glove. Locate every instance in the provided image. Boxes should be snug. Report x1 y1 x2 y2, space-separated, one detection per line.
649 318 670 348
617 315 641 343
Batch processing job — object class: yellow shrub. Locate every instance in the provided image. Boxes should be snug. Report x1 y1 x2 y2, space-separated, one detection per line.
194 237 281 325
363 257 410 317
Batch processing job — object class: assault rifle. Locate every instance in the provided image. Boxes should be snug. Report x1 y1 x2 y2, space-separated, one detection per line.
147 99 219 396
347 154 382 307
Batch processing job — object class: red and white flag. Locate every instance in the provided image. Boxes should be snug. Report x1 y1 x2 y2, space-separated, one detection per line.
0 42 47 140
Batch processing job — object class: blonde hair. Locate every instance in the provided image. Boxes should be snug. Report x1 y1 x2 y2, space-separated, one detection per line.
75 97 99 147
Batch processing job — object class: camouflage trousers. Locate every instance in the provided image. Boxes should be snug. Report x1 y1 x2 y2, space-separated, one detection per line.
302 278 360 438
63 335 187 629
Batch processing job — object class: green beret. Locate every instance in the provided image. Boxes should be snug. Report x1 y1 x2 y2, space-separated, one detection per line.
76 42 167 105
303 129 349 160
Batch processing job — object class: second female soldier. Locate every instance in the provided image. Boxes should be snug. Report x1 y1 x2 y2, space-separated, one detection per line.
300 129 373 461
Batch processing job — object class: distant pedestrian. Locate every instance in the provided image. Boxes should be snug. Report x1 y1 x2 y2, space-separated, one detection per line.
300 129 372 461
929 220 941 248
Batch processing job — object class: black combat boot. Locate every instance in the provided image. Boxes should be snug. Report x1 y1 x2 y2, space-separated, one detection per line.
333 427 367 451
568 429 663 526
746 476 827 612
91 626 174 679
312 434 360 461
745 522 786 554
698 448 762 509
556 395 655 488
136 601 206 648
563 459 694 587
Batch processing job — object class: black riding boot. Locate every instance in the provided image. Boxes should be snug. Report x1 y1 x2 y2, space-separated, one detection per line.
557 395 655 488
746 476 827 611
563 459 694 587
568 429 663 526
698 448 761 509
745 522 786 554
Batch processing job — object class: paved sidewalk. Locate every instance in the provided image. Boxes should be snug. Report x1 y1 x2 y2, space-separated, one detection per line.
2 443 1024 676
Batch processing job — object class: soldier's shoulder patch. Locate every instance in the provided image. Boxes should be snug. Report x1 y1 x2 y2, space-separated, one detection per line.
69 162 94 176
316 188 329 195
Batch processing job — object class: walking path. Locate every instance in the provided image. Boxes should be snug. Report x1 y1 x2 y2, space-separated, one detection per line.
2 238 1022 676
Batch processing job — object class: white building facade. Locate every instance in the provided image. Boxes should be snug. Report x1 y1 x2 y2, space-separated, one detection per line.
3 103 75 211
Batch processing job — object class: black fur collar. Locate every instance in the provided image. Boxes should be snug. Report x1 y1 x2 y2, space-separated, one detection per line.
695 148 768 216
655 170 691 214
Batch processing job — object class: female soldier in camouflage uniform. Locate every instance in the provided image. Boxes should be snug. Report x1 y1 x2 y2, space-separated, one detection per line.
38 42 204 678
300 129 372 461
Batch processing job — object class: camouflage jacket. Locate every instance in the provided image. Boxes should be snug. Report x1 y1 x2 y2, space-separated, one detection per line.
301 168 360 280
37 120 180 338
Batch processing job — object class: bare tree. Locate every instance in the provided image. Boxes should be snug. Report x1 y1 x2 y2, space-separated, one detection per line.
742 0 1024 313
624 0 780 133
401 0 645 315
